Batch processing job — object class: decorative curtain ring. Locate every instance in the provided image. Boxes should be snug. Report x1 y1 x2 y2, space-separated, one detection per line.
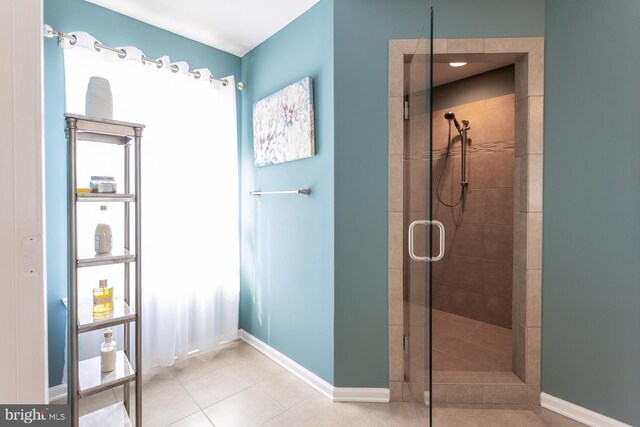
156 59 163 69
69 34 77 46
93 41 101 52
193 70 201 79
171 64 179 73
118 49 127 59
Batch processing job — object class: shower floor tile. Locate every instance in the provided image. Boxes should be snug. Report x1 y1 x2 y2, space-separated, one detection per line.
432 309 512 372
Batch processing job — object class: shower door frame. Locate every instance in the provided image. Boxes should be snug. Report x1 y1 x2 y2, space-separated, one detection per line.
387 37 545 404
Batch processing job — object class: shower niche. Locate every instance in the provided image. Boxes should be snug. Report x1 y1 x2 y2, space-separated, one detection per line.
388 38 544 410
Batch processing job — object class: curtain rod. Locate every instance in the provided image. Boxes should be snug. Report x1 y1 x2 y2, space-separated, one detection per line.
43 24 245 91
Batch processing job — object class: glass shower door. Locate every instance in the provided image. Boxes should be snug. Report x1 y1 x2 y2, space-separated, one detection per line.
403 7 434 426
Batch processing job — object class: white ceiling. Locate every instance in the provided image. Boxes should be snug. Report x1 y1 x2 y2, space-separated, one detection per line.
85 0 321 57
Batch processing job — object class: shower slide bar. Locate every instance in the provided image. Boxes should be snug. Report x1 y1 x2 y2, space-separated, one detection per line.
250 188 311 196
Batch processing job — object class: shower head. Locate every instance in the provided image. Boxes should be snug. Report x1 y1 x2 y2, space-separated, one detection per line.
444 111 462 132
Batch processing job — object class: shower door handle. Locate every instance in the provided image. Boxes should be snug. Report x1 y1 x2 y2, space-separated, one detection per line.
408 220 446 262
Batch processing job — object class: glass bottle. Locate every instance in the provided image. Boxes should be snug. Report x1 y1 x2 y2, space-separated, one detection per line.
100 329 116 373
93 279 114 318
94 205 113 255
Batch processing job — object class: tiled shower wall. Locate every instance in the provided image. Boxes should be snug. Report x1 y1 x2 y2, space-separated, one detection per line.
431 67 515 329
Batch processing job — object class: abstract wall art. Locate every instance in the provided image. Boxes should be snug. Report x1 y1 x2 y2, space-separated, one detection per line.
253 76 315 167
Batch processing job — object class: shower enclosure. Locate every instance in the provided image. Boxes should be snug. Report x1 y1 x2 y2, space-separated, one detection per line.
390 22 545 420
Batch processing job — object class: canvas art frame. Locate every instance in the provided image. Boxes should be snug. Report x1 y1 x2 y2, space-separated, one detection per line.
253 76 315 167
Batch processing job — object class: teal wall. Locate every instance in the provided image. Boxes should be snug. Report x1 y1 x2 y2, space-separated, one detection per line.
44 0 241 386
332 0 544 387
239 0 335 384
543 1 640 424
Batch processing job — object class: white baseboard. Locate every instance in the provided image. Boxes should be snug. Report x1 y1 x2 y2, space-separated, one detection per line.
239 330 389 403
48 383 67 402
541 393 632 427
333 387 389 403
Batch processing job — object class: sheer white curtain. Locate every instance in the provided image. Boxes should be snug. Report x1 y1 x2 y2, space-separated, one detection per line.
63 32 239 372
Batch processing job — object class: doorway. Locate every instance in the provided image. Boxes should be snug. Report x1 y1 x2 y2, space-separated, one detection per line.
388 37 544 411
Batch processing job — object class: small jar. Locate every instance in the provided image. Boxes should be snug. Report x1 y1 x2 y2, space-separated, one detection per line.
100 329 116 373
90 176 117 193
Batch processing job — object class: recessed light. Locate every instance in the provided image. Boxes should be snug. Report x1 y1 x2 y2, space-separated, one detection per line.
449 62 467 67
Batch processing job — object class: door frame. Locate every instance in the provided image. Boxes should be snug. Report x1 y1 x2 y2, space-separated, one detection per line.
0 0 48 403
387 37 544 403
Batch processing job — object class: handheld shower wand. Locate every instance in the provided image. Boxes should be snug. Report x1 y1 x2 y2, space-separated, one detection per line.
444 111 462 133
436 112 470 208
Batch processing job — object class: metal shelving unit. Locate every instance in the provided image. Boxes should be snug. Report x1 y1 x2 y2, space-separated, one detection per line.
66 114 143 427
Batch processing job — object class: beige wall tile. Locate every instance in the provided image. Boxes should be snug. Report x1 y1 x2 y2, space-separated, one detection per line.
484 37 540 53
526 269 542 327
433 255 483 292
388 155 403 212
513 322 526 381
526 213 542 270
388 97 404 155
407 160 426 213
389 325 404 382
515 56 528 101
402 382 412 402
514 155 522 211
446 222 484 259
515 99 528 157
389 44 404 97
486 93 515 107
390 39 420 53
432 384 446 403
432 108 451 152
483 295 512 329
528 96 544 155
526 327 541 385
513 211 527 268
444 384 483 404
527 41 544 97
472 150 515 190
389 269 403 326
484 260 512 299
407 107 428 155
409 326 425 385
526 385 540 407
484 225 514 262
482 384 525 404
388 212 403 269
408 62 428 96
409 268 426 326
520 155 530 212
389 381 403 402
485 101 515 143
433 38 447 54
513 266 526 326
448 38 485 53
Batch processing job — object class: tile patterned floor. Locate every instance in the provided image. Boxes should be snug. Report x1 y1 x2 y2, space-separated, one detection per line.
432 309 512 372
59 340 584 426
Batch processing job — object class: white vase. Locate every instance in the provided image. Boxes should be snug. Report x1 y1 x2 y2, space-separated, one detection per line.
85 77 113 119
